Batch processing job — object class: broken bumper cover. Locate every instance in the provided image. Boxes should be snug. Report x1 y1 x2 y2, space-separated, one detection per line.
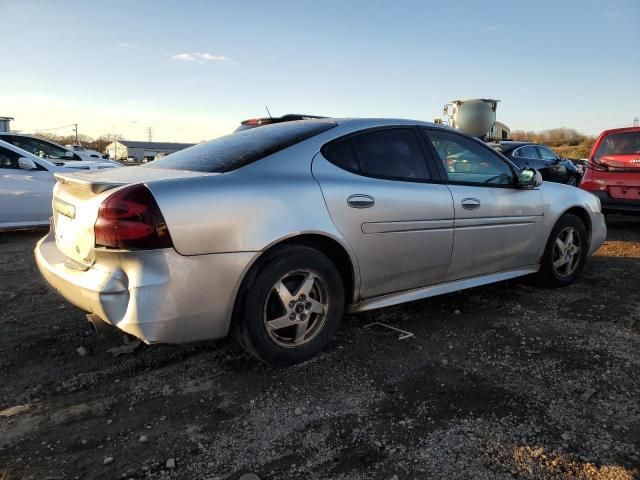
34 231 257 344
588 212 607 256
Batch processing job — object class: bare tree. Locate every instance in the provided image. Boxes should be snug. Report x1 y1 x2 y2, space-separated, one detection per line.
510 128 596 159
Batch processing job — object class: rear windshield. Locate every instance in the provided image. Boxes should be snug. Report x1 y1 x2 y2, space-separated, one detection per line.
594 131 640 159
147 120 337 172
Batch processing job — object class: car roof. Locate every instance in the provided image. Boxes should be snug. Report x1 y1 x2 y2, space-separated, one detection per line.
238 115 446 130
240 114 327 125
0 131 70 149
331 117 444 129
490 141 538 153
597 126 640 136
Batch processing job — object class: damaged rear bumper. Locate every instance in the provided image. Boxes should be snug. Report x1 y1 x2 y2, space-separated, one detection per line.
34 231 257 344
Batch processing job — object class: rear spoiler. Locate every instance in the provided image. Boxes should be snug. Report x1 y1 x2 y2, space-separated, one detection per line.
54 173 125 194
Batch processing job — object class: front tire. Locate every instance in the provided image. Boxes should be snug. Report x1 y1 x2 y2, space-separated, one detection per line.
537 213 588 287
235 245 345 365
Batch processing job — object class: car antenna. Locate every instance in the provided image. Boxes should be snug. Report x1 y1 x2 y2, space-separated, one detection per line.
265 105 273 119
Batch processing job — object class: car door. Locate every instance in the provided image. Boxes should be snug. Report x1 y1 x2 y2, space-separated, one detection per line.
0 146 55 225
312 127 454 299
422 129 544 281
536 145 572 183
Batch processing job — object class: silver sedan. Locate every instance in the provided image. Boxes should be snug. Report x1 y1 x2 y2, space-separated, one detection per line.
35 119 606 364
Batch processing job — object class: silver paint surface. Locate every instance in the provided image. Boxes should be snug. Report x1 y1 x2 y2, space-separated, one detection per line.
34 118 607 344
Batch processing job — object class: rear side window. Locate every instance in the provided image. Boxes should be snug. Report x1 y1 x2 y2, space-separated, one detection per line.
148 120 337 173
323 128 430 181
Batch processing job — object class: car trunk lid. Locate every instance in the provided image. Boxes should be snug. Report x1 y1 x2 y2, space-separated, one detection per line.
596 154 640 170
51 167 217 266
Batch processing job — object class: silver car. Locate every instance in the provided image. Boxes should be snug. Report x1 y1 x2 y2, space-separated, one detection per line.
35 119 606 364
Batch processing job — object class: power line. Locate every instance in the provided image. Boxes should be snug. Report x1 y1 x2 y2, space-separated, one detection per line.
31 123 76 132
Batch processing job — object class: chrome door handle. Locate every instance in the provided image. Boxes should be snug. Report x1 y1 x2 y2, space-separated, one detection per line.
461 198 481 210
347 194 375 208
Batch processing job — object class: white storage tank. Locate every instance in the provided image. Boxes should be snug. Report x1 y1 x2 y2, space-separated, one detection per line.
444 99 498 137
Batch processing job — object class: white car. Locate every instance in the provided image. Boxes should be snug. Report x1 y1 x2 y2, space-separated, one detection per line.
65 144 104 159
0 140 122 231
0 132 115 164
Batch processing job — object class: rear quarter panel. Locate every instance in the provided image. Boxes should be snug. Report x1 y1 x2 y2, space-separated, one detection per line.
146 142 357 259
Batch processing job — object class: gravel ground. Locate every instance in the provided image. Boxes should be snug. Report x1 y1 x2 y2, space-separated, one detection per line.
1 216 639 480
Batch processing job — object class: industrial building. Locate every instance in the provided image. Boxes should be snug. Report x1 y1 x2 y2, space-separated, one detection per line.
105 140 195 161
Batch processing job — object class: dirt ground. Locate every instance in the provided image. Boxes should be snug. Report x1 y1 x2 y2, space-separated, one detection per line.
1 216 639 480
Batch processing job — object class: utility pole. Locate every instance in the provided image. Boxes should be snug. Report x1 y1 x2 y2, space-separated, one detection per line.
634 117 639 127
146 126 153 142
73 123 78 143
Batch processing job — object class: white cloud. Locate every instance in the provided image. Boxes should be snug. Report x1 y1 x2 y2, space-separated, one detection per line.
172 52 228 63
118 42 139 48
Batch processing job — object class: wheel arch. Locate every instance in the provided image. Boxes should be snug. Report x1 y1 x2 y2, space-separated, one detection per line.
230 232 360 331
561 206 592 244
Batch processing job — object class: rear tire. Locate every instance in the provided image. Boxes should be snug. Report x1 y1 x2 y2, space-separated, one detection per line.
537 213 588 288
235 245 344 365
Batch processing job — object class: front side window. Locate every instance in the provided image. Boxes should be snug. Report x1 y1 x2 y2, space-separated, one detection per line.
514 145 539 159
537 146 559 160
323 128 430 181
425 129 515 186
1 135 75 161
148 120 337 173
0 146 20 169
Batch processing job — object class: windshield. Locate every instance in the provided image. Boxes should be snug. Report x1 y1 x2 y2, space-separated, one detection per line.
595 131 640 159
147 120 337 172
2 135 78 161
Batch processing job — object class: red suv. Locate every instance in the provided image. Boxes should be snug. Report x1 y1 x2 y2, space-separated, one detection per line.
580 127 640 214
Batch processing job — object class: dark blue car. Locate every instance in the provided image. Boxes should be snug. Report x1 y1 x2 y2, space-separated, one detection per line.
490 141 582 186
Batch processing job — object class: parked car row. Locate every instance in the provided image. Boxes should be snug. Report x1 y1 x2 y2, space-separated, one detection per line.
65 144 105 159
2 114 637 364
34 118 606 364
0 137 121 230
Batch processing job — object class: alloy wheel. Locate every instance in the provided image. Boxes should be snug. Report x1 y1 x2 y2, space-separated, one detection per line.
552 226 582 277
263 269 330 348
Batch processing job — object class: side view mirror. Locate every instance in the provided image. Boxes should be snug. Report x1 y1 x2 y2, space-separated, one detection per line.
518 168 542 188
65 151 74 158
18 157 38 171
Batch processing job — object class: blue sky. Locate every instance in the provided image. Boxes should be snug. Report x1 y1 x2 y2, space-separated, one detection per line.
1 0 638 142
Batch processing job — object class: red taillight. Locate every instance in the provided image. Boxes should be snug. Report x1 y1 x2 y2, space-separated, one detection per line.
94 185 173 249
241 118 259 125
